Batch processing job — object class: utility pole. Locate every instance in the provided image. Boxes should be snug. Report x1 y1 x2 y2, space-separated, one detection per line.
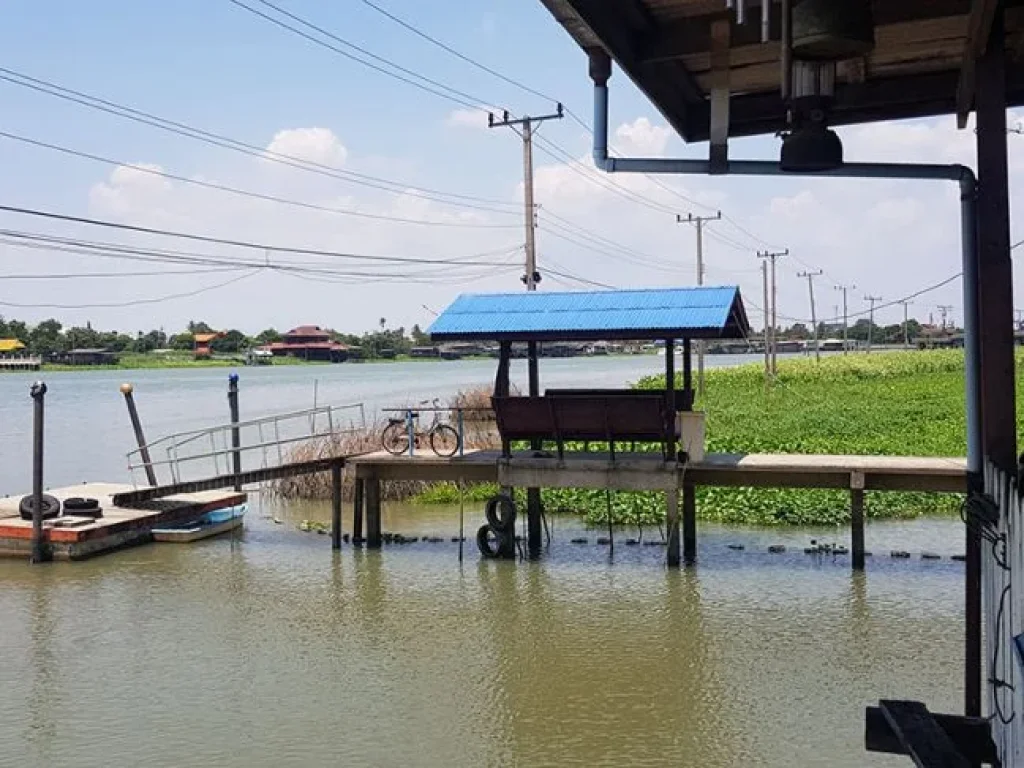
937 304 953 331
676 211 721 400
797 269 823 361
488 104 563 559
835 284 855 354
898 300 913 349
489 105 563 292
758 249 788 376
864 295 883 352
761 259 770 386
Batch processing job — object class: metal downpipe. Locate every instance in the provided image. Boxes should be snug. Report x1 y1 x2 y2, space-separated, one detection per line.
960 173 983 481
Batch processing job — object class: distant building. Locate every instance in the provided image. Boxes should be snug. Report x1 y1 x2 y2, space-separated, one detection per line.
193 331 225 359
261 325 351 362
51 348 120 366
0 339 26 356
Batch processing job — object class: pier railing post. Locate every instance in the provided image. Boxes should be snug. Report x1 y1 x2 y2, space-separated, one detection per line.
366 474 382 549
228 373 242 492
682 479 696 565
30 381 51 564
331 461 343 550
666 487 681 567
851 471 866 570
353 476 365 544
121 383 158 487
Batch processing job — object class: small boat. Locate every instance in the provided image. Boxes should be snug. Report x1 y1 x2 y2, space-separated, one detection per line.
152 503 247 543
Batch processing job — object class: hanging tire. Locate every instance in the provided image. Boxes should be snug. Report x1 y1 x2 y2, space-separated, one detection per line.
476 524 504 558
430 424 460 457
381 421 409 456
63 497 99 512
19 494 60 521
484 494 516 533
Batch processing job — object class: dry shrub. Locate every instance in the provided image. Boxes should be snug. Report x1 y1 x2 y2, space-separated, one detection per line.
269 386 504 501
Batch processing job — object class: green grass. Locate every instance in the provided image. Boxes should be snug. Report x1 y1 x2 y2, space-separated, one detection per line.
415 350 1017 526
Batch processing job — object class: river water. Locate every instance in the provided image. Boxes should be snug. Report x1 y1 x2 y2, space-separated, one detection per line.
0 356 964 767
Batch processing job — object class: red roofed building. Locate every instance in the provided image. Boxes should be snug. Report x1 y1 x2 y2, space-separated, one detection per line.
193 331 226 359
262 325 350 362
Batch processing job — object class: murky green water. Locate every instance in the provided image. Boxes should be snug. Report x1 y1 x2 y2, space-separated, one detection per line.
0 497 964 767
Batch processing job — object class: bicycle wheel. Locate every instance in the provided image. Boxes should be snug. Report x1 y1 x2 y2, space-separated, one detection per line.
430 424 460 457
381 421 410 455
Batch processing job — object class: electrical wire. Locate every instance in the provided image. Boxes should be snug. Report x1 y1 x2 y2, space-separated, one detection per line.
226 0 493 112
0 204 524 266
0 130 517 230
0 67 521 213
0 270 258 309
1 266 244 280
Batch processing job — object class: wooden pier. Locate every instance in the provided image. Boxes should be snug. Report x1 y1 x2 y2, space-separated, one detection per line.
0 483 246 560
0 357 41 371
350 450 967 568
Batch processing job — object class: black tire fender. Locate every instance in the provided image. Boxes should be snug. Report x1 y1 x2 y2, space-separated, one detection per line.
19 494 60 521
484 494 516 533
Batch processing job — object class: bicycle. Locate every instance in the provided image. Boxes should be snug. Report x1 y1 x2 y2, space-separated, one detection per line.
381 399 461 457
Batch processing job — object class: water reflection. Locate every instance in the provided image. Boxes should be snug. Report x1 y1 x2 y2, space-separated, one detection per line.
0 501 965 767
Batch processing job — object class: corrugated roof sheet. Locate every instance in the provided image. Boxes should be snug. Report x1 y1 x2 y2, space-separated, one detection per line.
0 339 25 353
428 286 749 341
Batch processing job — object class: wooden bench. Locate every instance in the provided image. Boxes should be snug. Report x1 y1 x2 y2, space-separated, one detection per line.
491 395 679 460
544 388 693 412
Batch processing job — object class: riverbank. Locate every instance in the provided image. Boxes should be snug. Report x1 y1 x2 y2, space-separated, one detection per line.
417 350 995 525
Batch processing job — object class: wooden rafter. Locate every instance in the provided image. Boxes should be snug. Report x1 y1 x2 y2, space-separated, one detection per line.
956 0 1003 127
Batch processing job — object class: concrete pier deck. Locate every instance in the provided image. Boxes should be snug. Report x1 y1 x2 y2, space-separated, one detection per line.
351 450 967 493
0 483 246 560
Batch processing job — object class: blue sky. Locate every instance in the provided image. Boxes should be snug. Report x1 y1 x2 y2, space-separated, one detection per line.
0 0 1019 336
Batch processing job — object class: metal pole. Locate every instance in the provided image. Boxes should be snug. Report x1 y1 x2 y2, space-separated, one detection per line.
228 373 241 491
798 270 822 361
121 382 158 486
864 296 882 353
331 461 342 550
523 118 537 291
30 381 50 564
677 212 720 399
900 301 912 349
835 285 853 354
771 254 778 375
762 258 770 384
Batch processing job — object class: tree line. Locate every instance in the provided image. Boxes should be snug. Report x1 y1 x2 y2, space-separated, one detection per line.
0 316 433 358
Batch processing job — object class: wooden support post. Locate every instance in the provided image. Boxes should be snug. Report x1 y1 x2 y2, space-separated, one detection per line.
851 471 865 570
331 462 342 550
121 383 157 487
227 373 242 492
665 337 677 461
969 10 1014 718
682 480 696 565
666 487 681 567
29 382 50 564
366 474 382 549
527 340 542 557
353 476 364 543
495 342 512 457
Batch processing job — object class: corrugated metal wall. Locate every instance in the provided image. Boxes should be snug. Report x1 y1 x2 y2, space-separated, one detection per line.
983 461 1023 764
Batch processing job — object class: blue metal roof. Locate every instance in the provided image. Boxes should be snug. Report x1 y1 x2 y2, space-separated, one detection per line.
428 286 749 342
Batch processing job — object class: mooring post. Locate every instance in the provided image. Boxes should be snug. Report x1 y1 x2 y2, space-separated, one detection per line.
120 382 158 487
666 487 681 567
682 480 696 565
331 461 343 550
227 373 241 492
526 340 542 558
366 474 382 549
353 476 365 543
30 381 50 564
851 471 866 570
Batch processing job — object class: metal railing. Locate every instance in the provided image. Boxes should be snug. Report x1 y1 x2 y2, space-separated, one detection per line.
126 402 366 487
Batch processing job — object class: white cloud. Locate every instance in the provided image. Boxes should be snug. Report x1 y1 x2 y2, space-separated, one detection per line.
265 127 347 167
614 117 671 156
445 107 490 130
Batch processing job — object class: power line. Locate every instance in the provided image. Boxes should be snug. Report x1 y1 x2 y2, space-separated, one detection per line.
1 266 244 280
0 130 518 230
225 0 489 111
355 0 556 106
0 67 520 213
0 204 523 266
0 270 258 309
